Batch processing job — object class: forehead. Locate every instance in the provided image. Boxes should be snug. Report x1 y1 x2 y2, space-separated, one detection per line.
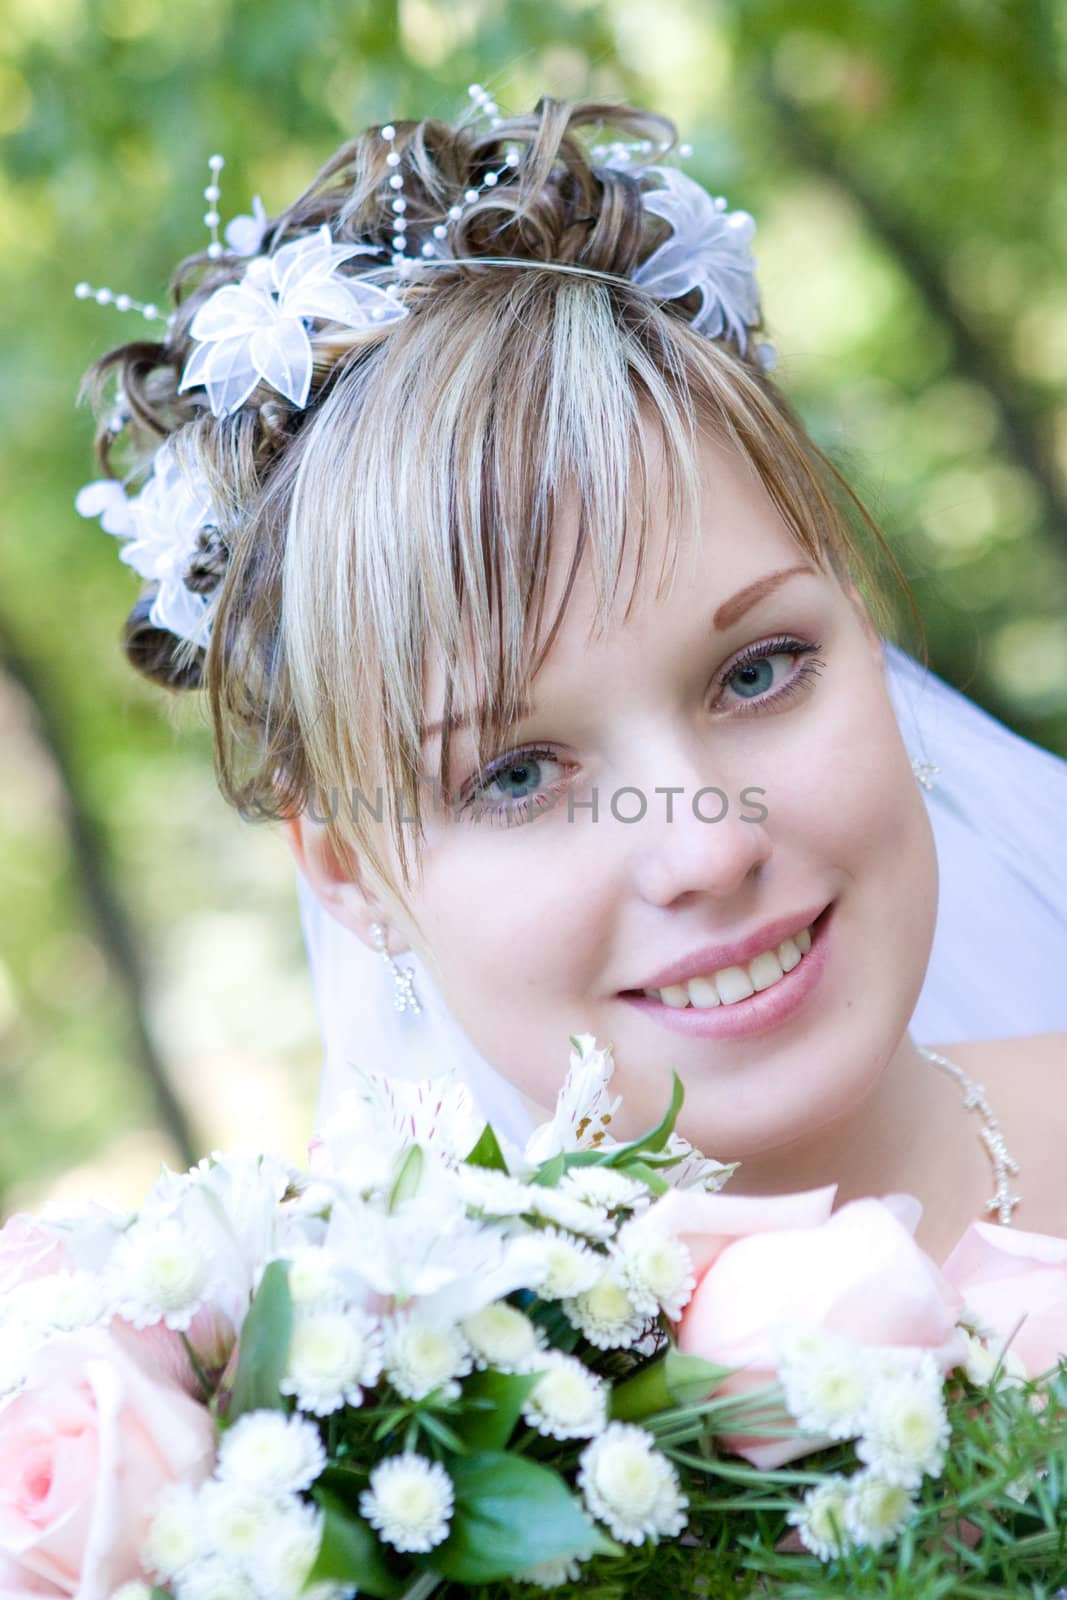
421 428 817 738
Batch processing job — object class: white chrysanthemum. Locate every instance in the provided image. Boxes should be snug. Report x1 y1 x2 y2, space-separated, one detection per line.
538 1230 602 1301
614 1220 694 1320
18 1269 109 1334
383 1313 472 1401
785 1479 852 1562
111 1582 154 1600
559 1168 650 1213
461 1301 545 1373
252 1498 327 1599
110 1218 212 1330
199 1479 278 1564
218 1411 326 1497
144 1483 203 1580
360 1454 454 1553
455 1166 540 1217
563 1271 648 1350
518 1555 585 1588
281 1306 383 1415
844 1470 917 1550
173 1556 257 1600
284 1246 346 1309
522 1352 608 1440
526 1188 614 1241
865 1346 941 1390
777 1332 871 1441
857 1376 951 1488
577 1423 688 1545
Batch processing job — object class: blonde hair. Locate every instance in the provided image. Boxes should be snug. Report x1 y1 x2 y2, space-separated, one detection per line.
80 94 919 928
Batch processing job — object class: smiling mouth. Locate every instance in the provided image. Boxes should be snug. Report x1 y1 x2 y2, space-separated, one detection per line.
620 903 834 1010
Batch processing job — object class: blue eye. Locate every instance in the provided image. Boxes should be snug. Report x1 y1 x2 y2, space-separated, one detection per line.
460 748 569 827
719 638 824 711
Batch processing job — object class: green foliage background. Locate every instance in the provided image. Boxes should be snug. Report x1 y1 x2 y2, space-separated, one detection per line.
1 0 1065 1209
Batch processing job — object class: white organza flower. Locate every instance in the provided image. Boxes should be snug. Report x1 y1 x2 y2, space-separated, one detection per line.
217 1411 326 1498
179 224 406 417
857 1374 951 1488
524 1035 622 1164
383 1312 472 1401
521 1353 608 1441
281 1306 383 1414
563 1271 648 1351
144 1483 204 1580
536 1229 603 1303
784 1478 853 1562
360 1454 454 1554
844 1470 918 1551
460 1301 546 1373
634 167 761 355
75 442 216 648
577 1423 688 1545
614 1217 695 1321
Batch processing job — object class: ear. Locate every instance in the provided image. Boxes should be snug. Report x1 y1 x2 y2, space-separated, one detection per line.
281 813 395 952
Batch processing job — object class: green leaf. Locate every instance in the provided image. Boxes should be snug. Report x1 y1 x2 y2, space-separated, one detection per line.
611 1347 733 1421
601 1071 685 1165
432 1451 619 1583
615 1159 670 1195
455 1369 543 1451
307 1491 404 1598
389 1143 424 1211
229 1259 292 1421
532 1152 566 1188
464 1121 508 1172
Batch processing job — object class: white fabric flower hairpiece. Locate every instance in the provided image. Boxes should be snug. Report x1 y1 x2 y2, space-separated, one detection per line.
77 443 217 647
178 224 409 418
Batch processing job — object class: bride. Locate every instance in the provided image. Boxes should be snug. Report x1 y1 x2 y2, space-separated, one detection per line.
77 92 1067 1271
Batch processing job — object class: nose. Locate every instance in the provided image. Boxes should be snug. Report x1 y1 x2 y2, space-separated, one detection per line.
624 763 774 907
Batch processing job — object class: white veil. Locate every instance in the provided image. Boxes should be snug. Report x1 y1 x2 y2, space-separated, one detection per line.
296 639 1067 1139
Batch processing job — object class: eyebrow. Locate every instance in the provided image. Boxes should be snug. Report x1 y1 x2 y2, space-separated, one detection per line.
420 563 818 743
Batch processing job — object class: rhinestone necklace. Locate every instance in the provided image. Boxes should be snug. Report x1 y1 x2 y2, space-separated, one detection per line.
919 1045 1022 1226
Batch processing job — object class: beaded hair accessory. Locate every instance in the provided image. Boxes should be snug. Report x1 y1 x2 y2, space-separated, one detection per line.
75 88 777 648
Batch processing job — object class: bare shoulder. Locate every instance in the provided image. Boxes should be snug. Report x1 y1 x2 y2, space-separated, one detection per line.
925 1033 1067 1078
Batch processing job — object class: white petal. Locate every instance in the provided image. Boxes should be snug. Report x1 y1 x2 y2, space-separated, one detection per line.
224 196 268 257
282 277 403 330
193 336 263 418
188 281 273 343
249 319 313 408
75 480 135 537
149 581 211 646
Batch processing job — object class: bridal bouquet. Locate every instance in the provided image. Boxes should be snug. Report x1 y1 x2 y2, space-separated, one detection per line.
1 1035 1065 1599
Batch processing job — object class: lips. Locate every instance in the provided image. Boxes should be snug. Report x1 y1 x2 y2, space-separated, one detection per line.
620 901 833 996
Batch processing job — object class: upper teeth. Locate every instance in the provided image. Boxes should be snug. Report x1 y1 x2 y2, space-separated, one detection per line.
644 925 814 1008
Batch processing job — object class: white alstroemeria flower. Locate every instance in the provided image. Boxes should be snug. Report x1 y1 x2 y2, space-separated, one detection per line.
224 195 268 257
633 167 762 357
662 1133 737 1193
524 1035 623 1165
318 1068 488 1174
179 224 406 417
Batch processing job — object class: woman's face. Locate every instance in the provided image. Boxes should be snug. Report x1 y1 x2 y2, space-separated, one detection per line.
392 426 938 1158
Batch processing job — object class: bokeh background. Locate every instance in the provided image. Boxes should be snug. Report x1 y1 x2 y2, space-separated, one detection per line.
1 1 1065 1213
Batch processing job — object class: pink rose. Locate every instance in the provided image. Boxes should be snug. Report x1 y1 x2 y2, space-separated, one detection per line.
0 1218 71 1296
660 1186 967 1467
942 1220 1067 1380
0 1327 216 1599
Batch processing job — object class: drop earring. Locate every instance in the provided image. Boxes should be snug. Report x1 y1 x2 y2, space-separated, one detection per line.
369 922 422 1015
910 754 940 791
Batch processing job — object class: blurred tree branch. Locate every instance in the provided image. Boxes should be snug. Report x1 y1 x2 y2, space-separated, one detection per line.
759 72 1067 565
0 605 199 1169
